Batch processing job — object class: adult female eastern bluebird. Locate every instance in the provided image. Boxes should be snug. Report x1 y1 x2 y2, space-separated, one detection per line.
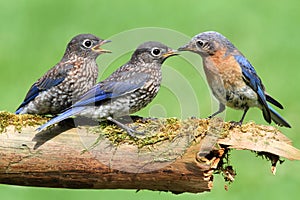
37 41 178 136
15 34 111 115
178 31 291 128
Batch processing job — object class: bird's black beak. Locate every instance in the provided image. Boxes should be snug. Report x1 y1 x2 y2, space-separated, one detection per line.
162 49 179 58
92 40 112 53
178 42 199 53
178 43 191 51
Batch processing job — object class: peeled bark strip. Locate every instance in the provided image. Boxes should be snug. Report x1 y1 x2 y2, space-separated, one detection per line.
0 112 299 193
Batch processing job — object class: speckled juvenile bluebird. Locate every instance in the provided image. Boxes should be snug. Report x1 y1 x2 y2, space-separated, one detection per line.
15 34 111 115
37 41 178 135
179 31 291 128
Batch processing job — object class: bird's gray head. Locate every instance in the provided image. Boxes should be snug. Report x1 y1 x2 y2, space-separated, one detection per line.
64 34 111 59
131 41 178 64
178 31 235 57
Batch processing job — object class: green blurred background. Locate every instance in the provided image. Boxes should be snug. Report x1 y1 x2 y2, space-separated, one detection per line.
1 0 300 199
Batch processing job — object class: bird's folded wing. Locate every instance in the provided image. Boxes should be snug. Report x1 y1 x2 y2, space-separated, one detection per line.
234 55 267 105
16 64 74 111
71 72 150 107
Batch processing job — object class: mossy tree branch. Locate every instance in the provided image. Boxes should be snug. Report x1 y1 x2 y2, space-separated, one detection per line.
0 112 299 194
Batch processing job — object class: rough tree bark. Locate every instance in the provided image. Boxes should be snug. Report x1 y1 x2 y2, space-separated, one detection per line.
0 112 299 194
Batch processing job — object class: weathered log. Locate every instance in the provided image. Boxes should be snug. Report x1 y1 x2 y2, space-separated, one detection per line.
0 112 299 194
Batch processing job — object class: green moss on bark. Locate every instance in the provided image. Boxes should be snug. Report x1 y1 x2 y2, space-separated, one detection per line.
0 111 49 133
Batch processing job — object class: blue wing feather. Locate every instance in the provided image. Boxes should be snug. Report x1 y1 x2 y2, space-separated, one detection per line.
15 77 65 114
72 73 149 108
15 63 74 114
71 85 113 107
38 77 65 89
36 106 85 131
234 55 265 99
234 55 271 122
16 85 40 111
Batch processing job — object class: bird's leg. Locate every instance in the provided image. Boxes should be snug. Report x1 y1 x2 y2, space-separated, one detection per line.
107 116 145 138
230 107 249 126
239 107 249 124
208 103 225 118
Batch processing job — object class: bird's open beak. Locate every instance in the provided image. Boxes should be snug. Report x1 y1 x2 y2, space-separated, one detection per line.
162 49 179 58
92 40 112 53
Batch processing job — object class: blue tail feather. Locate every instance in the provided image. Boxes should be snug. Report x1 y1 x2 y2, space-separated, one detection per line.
268 105 291 128
36 107 85 132
15 107 24 115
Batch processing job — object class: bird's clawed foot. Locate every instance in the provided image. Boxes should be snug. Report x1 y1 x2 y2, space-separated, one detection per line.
107 116 146 139
229 120 243 128
207 115 213 119
124 126 146 139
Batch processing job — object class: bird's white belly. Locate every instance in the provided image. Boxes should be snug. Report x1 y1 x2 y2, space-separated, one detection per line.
225 86 259 109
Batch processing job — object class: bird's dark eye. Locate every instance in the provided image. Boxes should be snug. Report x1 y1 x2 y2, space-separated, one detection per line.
151 48 161 56
82 39 93 48
196 40 205 47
